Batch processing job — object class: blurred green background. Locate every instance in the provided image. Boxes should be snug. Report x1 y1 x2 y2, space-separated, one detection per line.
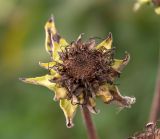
0 0 160 139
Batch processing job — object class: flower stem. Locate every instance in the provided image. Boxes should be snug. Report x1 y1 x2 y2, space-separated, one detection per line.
149 52 160 123
81 106 99 139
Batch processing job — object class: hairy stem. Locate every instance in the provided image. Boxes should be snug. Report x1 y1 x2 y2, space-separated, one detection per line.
149 57 160 123
81 106 99 139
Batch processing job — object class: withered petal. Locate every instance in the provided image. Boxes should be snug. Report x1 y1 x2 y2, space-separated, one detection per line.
108 84 136 108
53 84 68 101
76 33 84 44
19 74 55 91
96 84 114 103
60 99 77 128
45 16 69 61
39 61 57 74
112 52 130 72
19 75 67 100
96 32 113 50
97 84 135 108
87 97 100 114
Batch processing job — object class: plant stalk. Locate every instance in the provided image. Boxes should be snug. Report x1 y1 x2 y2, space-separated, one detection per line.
81 106 99 139
149 55 160 123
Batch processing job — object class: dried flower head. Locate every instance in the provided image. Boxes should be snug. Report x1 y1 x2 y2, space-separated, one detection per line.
20 16 136 128
128 122 160 139
134 0 160 14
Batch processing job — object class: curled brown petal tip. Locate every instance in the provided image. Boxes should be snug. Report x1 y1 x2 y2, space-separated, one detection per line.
66 118 74 128
87 105 100 114
76 33 84 43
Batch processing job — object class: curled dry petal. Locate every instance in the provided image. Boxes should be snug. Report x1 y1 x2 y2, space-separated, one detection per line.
19 74 55 90
39 61 56 70
96 85 113 103
112 52 130 73
60 99 77 128
19 75 67 101
87 97 100 114
96 32 112 50
97 84 136 108
76 33 84 43
71 95 79 105
45 16 68 61
53 84 68 101
39 61 57 74
108 85 136 108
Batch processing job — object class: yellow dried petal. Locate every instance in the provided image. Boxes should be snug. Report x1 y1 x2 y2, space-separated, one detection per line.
45 16 68 61
39 61 57 75
112 52 130 72
97 84 135 108
20 75 67 100
108 85 136 108
78 93 85 104
53 84 68 101
96 84 113 103
71 95 79 105
19 74 55 91
39 61 56 69
87 97 99 114
96 32 112 50
60 99 77 128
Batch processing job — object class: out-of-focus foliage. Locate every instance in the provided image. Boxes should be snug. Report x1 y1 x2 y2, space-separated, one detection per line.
0 0 159 139
134 0 160 14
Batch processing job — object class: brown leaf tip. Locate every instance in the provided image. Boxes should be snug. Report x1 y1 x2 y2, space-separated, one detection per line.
66 118 74 128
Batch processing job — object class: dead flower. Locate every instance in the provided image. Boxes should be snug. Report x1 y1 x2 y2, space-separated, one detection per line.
128 122 160 139
20 16 135 128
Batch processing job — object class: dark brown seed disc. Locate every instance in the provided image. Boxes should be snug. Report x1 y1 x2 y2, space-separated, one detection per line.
51 39 118 105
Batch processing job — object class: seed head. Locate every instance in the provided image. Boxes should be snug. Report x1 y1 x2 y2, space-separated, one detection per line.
128 122 160 139
20 16 136 128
